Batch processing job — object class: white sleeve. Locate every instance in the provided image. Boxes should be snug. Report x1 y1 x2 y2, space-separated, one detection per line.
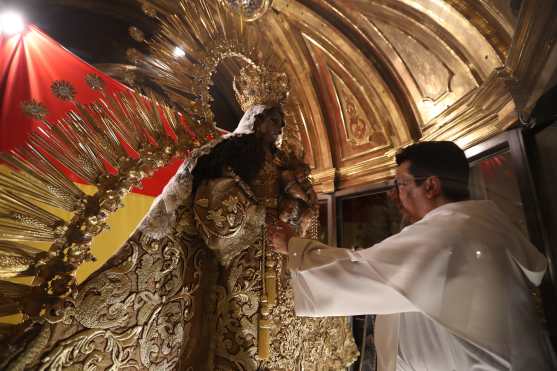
288 238 418 317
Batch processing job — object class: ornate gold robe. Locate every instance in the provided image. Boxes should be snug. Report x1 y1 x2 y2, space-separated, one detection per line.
2 144 357 370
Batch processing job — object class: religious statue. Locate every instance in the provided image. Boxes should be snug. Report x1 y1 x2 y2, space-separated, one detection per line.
1 65 357 370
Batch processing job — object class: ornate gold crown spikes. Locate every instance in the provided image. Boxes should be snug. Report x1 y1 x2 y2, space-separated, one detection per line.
233 63 289 112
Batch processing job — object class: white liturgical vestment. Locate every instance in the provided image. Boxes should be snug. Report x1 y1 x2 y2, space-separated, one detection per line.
288 200 556 371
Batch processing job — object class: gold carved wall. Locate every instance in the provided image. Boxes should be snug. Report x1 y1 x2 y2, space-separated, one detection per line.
210 0 556 192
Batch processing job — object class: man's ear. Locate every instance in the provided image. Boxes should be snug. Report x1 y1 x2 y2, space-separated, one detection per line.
425 176 442 198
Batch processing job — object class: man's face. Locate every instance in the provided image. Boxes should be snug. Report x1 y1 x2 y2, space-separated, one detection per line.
256 110 284 145
395 161 427 223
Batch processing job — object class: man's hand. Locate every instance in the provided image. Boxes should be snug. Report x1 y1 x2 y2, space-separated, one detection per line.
268 221 295 255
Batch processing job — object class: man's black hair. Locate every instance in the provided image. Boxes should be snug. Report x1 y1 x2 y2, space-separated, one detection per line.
395 141 470 201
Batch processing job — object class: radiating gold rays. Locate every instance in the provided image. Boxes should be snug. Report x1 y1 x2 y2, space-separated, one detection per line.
0 86 213 320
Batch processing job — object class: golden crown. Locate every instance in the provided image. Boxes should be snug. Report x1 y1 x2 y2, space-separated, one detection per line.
233 64 289 112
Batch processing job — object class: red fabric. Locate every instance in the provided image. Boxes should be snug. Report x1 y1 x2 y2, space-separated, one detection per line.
0 25 181 196
0 25 127 150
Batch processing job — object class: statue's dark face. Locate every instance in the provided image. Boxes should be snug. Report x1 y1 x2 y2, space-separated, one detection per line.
256 109 284 146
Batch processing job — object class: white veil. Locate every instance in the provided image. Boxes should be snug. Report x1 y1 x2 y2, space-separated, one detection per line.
230 104 268 136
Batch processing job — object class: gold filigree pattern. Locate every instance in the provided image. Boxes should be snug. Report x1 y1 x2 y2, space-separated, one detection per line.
2 140 357 371
1 1 359 368
214 245 262 370
0 87 212 325
222 196 240 213
207 209 227 228
130 0 289 129
2 227 207 370
195 150 358 369
268 270 359 369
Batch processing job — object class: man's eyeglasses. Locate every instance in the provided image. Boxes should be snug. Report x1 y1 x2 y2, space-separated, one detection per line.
392 176 429 190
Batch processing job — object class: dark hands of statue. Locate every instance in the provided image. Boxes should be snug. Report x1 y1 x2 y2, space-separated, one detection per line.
268 220 294 255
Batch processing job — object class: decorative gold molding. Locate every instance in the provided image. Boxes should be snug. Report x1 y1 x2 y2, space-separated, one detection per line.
330 70 389 149
311 68 514 190
273 0 515 190
310 168 336 193
504 0 557 115
421 70 516 147
443 0 514 60
337 154 396 189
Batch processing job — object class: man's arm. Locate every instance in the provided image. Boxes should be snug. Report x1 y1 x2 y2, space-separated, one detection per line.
283 237 418 317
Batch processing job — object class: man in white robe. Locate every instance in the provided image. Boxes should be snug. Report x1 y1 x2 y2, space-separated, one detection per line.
270 141 556 371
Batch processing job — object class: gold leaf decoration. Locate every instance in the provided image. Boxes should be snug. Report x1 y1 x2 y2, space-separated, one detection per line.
131 0 286 130
207 209 226 227
233 63 289 112
222 196 240 213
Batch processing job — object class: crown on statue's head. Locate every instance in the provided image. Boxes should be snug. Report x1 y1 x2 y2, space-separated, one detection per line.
233 64 289 112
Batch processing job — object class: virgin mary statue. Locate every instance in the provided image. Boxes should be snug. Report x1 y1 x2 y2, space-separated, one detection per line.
2 66 358 370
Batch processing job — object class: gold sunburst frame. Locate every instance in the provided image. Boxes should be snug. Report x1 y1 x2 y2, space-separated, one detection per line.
129 0 289 127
